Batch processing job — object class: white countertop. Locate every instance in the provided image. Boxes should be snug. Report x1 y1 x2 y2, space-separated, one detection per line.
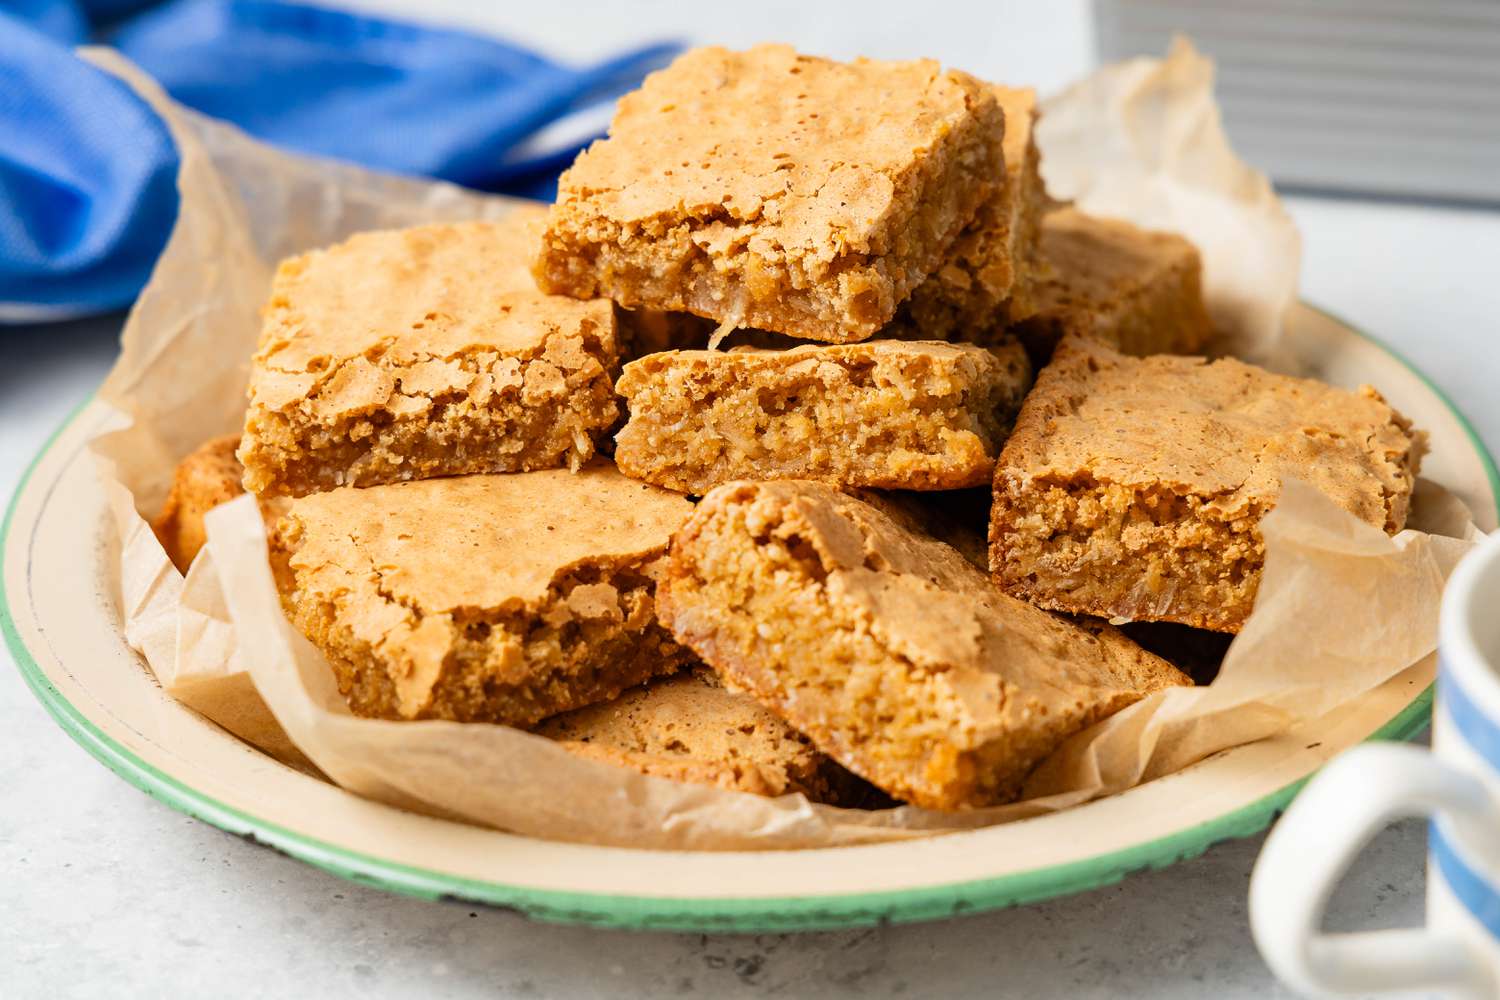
6 5 1500 997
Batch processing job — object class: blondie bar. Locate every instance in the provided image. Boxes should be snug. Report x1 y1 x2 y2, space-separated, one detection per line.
891 86 1045 339
534 45 1006 343
1010 208 1213 362
268 463 695 725
614 340 1030 494
240 210 620 497
990 337 1424 633
658 481 1190 809
152 434 246 572
536 668 861 802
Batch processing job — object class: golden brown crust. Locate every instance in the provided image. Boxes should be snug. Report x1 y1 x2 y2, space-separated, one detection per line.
658 480 1190 810
536 669 862 802
989 336 1426 632
152 434 245 572
534 45 1007 343
269 464 696 725
614 340 1031 494
1010 207 1213 363
240 210 620 497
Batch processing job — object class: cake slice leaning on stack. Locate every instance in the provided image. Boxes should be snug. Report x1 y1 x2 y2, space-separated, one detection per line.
658 480 1191 810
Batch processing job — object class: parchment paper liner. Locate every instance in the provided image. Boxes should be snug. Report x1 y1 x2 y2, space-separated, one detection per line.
87 43 1479 849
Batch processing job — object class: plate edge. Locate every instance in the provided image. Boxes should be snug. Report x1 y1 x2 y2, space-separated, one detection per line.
2 311 1493 932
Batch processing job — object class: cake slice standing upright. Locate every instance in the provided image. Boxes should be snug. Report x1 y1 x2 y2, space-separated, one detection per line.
891 85 1047 340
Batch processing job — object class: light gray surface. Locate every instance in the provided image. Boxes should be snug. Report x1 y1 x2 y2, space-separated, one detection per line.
6 4 1500 997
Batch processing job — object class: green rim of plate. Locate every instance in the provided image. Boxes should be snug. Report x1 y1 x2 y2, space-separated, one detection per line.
3 311 1496 933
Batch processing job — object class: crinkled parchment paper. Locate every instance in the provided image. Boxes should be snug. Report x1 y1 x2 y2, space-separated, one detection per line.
89 43 1478 849
1038 36 1302 361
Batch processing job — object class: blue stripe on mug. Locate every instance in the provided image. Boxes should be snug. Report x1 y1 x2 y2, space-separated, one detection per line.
1431 821 1500 940
1439 660 1500 769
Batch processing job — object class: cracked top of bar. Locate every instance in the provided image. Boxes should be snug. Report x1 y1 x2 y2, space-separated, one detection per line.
536 669 861 802
658 480 1192 808
270 464 695 722
534 44 1006 342
280 465 692 615
1000 336 1424 532
247 211 611 422
239 208 622 495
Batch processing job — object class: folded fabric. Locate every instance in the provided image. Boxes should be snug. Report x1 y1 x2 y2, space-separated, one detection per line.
0 9 179 318
0 0 679 319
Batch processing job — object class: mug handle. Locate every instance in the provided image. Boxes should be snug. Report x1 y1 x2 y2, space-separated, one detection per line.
1251 743 1498 997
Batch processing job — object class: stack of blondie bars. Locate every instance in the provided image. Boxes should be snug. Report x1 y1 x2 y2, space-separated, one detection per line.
153 44 1424 813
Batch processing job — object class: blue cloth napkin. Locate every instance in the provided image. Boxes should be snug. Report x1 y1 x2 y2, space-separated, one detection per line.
0 0 679 319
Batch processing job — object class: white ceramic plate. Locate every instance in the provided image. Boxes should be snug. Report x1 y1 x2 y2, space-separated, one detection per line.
5 303 1496 932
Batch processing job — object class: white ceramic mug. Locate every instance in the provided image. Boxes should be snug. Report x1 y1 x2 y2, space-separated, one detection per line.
1252 530 1500 998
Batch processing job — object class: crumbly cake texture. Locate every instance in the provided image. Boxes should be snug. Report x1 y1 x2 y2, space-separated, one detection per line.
152 434 245 572
534 44 1007 343
1010 207 1214 363
614 340 1031 494
267 464 696 725
536 668 862 802
891 86 1046 340
990 337 1425 634
502 212 711 346
239 212 620 497
658 481 1190 810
